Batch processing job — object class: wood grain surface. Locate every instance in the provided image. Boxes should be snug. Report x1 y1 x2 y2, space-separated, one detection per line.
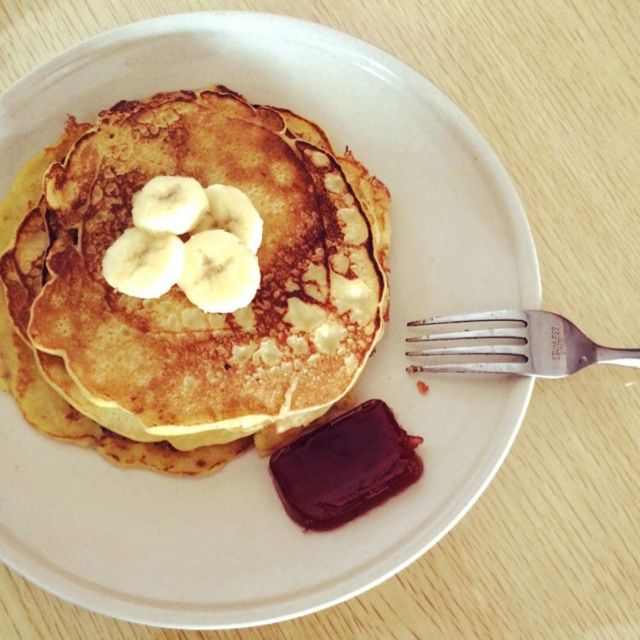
1 1 639 638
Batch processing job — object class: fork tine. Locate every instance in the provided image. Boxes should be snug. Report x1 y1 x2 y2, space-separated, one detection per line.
406 362 531 375
405 345 528 357
405 327 528 342
407 310 528 327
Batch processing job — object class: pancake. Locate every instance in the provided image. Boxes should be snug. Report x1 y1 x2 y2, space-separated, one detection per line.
26 88 388 438
0 85 391 474
30 148 389 448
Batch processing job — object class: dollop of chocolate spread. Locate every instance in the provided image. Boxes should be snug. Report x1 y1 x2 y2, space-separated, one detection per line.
269 399 423 531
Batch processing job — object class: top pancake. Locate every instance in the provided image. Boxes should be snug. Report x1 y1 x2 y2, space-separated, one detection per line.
27 89 387 430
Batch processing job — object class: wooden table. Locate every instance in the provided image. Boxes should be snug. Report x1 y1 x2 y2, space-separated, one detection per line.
1 1 639 638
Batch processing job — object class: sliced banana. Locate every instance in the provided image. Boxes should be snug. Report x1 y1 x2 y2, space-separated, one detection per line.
132 175 208 235
192 184 263 253
178 229 261 313
102 227 185 299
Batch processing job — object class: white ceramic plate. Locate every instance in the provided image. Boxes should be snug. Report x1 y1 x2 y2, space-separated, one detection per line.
0 12 541 629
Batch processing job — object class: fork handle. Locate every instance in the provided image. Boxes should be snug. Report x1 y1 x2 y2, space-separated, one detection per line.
596 347 640 368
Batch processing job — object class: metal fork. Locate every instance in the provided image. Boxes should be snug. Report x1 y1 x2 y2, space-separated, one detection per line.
405 310 640 377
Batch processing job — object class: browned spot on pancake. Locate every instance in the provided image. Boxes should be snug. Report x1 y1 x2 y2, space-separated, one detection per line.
65 406 82 422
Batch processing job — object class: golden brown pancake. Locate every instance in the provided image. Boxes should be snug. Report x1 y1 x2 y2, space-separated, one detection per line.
0 85 390 474
27 88 388 437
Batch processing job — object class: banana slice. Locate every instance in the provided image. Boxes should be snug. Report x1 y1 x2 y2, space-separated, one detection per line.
192 184 263 253
102 227 185 299
132 175 208 235
178 229 261 313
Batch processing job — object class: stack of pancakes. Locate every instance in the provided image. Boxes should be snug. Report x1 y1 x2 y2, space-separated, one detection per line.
0 86 390 475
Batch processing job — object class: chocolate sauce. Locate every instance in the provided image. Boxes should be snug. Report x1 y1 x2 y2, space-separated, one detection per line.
269 399 423 531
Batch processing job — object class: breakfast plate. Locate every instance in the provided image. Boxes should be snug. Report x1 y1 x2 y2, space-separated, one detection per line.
0 12 540 629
